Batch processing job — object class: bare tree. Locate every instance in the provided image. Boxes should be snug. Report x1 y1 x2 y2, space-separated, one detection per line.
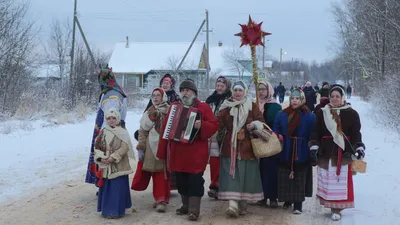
0 0 35 115
222 47 246 79
43 18 72 90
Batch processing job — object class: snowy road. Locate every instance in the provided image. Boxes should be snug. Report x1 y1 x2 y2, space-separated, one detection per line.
0 98 399 224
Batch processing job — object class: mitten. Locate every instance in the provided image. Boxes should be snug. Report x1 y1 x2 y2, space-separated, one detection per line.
355 147 365 159
137 150 145 162
310 145 319 166
134 130 139 141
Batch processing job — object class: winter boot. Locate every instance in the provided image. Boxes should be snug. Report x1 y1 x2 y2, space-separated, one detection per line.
238 200 248 216
269 199 278 208
207 188 218 199
187 197 201 221
176 195 189 215
283 201 292 209
156 202 167 213
293 202 303 214
226 200 239 218
331 209 342 221
256 199 267 206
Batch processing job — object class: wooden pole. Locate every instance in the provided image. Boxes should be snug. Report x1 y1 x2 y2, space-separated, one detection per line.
251 46 259 104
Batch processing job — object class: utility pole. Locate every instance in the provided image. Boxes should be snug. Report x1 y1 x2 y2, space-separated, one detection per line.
205 10 210 93
262 36 265 70
69 0 77 107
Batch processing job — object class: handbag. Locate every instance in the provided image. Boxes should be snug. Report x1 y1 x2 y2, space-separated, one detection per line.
251 122 282 158
351 159 366 173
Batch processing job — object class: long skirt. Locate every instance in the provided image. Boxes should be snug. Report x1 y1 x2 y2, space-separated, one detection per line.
317 163 354 209
259 157 278 200
218 157 264 201
277 165 309 203
85 108 104 184
97 175 132 217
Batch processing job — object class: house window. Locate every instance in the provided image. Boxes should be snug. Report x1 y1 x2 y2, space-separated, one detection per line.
115 75 123 88
126 75 137 88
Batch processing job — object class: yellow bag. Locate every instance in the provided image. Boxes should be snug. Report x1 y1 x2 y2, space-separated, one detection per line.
251 123 282 158
351 159 367 173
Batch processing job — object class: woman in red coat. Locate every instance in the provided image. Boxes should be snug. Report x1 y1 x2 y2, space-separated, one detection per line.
157 79 219 221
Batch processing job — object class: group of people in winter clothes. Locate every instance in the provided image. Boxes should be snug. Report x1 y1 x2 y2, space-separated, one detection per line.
84 68 365 222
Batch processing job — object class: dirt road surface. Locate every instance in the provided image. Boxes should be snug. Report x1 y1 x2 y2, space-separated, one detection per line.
0 160 338 225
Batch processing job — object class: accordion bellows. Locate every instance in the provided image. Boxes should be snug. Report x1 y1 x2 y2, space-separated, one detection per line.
162 104 200 144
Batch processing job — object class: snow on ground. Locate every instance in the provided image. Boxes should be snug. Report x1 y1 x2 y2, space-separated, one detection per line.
341 97 400 224
1 97 400 224
0 110 142 204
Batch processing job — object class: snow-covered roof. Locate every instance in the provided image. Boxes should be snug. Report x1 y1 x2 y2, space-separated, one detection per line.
209 45 252 77
108 42 205 73
34 64 62 78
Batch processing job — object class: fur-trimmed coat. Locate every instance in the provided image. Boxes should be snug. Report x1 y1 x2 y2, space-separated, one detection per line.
137 105 168 172
309 106 364 169
94 135 133 179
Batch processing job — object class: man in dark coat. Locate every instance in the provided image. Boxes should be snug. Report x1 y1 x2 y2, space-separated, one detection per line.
276 82 286 103
302 82 316 111
346 85 352 99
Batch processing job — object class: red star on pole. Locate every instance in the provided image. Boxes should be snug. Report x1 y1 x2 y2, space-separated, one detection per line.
234 15 271 47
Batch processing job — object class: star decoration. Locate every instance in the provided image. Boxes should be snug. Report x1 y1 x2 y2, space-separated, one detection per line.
234 15 271 47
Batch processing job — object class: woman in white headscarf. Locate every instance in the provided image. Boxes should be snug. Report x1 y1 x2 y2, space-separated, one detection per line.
309 84 365 221
217 80 265 218
94 108 134 218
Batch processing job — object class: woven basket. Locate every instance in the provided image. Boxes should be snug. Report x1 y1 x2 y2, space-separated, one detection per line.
251 123 282 158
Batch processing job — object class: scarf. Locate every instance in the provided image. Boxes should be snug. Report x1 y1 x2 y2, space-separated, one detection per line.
258 81 276 102
95 125 135 160
322 103 352 151
219 97 253 178
283 105 310 137
206 91 231 113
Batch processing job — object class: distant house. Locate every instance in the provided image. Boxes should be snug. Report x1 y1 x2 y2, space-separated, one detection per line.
33 64 62 87
108 38 207 93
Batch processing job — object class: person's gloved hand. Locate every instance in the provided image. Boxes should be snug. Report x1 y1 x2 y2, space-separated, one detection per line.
355 147 365 159
137 150 145 162
310 145 319 166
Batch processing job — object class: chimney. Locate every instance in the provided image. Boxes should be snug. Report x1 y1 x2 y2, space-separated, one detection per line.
218 41 223 47
126 36 129 48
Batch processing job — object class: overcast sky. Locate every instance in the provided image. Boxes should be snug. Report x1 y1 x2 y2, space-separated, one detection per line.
29 0 338 63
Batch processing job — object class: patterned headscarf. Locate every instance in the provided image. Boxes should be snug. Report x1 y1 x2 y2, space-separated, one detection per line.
98 65 125 96
283 88 310 136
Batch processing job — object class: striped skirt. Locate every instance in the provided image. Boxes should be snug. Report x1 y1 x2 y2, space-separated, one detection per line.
317 162 354 209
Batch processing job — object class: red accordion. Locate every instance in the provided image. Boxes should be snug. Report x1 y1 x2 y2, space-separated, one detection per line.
162 103 200 144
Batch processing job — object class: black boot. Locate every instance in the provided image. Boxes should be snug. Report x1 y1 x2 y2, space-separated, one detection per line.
293 202 302 214
269 199 278 208
176 195 189 215
283 202 292 209
188 197 201 221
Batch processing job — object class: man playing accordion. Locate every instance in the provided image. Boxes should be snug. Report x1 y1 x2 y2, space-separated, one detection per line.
157 79 218 221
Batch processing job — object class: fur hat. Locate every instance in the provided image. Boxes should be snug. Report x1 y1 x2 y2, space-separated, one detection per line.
179 78 198 95
322 81 329 87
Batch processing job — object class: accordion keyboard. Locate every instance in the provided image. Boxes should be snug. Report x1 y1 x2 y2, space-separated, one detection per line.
162 104 177 139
